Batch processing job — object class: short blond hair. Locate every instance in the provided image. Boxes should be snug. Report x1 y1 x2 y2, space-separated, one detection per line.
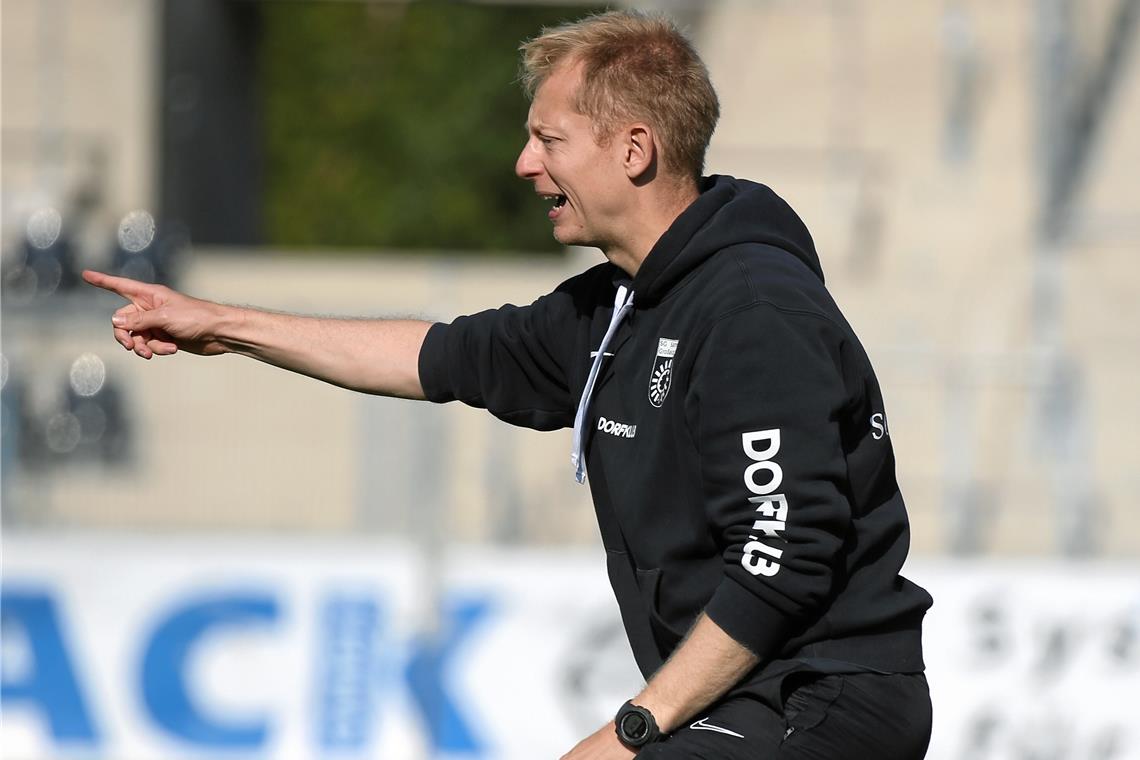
520 10 720 181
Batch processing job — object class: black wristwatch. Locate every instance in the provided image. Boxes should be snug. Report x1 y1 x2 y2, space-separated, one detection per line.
614 700 663 749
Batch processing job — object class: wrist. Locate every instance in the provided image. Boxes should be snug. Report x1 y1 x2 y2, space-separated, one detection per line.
631 691 683 734
213 303 249 353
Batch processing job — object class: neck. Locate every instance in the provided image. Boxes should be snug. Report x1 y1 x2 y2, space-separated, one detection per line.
604 179 699 277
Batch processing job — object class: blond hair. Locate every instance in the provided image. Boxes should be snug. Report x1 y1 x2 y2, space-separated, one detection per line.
519 10 720 181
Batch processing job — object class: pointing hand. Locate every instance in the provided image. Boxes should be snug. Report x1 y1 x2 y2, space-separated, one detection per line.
83 270 230 359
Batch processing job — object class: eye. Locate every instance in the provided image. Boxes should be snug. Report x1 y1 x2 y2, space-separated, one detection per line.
538 135 556 146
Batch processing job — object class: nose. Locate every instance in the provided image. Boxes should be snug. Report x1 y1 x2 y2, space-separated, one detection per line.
515 138 541 180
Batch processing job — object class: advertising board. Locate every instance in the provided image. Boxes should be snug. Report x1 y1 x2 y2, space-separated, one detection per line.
2 536 1138 759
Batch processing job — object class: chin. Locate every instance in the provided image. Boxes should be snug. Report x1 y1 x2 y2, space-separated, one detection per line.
553 225 597 249
552 229 577 246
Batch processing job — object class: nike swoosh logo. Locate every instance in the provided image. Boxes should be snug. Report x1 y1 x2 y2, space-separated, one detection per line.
689 717 744 738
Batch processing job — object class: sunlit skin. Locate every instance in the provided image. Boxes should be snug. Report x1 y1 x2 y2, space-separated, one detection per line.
515 60 699 278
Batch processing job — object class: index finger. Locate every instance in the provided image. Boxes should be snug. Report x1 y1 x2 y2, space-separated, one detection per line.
82 270 152 300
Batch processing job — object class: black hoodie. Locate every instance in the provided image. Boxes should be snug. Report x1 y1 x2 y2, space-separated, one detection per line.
419 176 931 704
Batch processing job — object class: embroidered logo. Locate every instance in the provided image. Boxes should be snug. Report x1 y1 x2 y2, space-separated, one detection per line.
648 338 678 408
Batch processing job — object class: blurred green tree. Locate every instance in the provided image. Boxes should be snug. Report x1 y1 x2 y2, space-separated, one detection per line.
260 2 600 253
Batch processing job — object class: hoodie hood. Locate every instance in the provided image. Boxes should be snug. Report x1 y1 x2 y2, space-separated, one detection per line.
630 175 823 307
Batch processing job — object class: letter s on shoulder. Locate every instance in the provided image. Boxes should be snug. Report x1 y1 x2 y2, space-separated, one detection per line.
870 412 888 440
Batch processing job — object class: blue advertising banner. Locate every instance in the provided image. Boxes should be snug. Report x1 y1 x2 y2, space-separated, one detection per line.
2 535 1138 759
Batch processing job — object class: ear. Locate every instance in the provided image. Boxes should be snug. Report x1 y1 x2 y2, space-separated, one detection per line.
621 123 657 181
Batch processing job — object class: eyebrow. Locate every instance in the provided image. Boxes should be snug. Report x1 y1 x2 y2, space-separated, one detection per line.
525 120 558 136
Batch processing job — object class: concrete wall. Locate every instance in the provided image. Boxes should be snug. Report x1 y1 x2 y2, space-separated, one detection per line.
2 0 158 253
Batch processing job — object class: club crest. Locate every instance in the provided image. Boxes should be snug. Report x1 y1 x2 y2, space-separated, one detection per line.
648 338 678 407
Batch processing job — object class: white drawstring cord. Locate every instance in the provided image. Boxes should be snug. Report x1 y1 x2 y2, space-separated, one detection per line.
571 285 634 483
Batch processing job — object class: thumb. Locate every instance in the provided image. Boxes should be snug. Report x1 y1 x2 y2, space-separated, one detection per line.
112 306 164 332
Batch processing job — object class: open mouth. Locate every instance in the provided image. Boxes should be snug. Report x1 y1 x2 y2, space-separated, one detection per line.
539 193 568 211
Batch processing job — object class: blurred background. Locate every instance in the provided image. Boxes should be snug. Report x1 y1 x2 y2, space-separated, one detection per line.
2 1 1138 758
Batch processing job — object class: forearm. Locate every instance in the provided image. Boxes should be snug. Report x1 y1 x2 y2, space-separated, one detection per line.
633 613 760 733
218 306 433 399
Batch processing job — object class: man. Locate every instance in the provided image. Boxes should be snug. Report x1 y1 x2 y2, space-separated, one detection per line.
87 11 933 759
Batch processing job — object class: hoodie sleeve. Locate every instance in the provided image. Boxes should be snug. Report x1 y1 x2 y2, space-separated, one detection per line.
417 287 580 431
687 302 854 659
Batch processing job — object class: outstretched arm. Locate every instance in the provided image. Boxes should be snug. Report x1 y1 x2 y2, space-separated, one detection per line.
83 270 432 399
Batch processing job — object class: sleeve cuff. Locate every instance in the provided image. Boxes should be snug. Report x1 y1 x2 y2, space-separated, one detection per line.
417 322 455 403
704 576 792 660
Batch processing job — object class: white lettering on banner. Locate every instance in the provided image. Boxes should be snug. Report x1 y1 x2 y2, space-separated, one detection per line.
871 412 888 440
739 429 788 578
596 416 637 439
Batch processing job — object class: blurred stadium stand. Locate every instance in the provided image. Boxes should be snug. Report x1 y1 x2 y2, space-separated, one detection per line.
3 0 1136 556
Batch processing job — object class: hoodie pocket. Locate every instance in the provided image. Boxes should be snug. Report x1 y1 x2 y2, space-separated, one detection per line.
781 674 844 743
635 567 685 653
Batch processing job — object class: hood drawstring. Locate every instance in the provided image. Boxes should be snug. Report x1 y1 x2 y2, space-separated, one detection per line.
571 285 634 483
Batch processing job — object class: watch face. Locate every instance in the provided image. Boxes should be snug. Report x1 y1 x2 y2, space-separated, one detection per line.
621 712 648 740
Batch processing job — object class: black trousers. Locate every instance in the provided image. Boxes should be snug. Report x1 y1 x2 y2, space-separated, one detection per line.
637 672 932 759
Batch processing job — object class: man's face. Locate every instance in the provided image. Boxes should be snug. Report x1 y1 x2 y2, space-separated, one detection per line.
516 62 629 249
